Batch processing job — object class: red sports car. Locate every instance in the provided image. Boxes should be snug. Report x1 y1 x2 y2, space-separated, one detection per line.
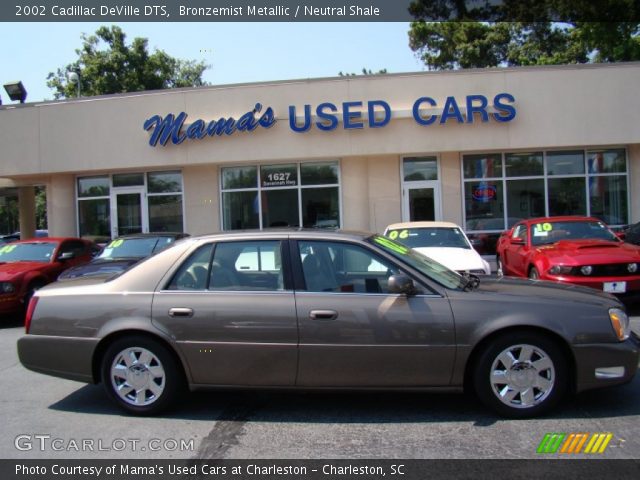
496 216 640 299
0 237 97 316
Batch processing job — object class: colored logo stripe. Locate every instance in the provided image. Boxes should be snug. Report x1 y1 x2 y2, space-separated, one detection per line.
538 433 613 454
584 433 613 454
560 433 589 453
537 433 566 453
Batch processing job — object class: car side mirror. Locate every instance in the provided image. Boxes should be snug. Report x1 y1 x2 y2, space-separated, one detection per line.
510 237 525 245
388 274 416 296
58 251 75 261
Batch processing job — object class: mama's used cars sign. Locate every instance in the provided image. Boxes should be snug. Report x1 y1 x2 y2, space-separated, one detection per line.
143 93 516 147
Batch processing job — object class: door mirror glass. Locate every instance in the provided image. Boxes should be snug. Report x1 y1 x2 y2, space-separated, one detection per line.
388 274 416 295
58 251 75 261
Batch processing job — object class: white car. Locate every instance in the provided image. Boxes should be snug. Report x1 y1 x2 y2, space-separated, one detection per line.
383 221 491 275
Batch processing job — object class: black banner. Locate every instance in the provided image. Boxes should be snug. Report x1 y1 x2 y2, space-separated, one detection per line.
2 1 639 22
2 459 640 480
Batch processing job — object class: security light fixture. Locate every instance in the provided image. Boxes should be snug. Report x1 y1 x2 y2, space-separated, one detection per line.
67 71 81 98
3 81 27 103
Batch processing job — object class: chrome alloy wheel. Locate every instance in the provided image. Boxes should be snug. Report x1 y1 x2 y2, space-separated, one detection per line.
110 347 166 406
489 344 555 409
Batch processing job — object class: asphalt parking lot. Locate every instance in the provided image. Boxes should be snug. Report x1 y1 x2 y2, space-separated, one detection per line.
1 313 639 460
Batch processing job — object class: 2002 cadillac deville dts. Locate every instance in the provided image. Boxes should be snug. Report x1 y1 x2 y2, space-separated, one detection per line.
18 230 640 418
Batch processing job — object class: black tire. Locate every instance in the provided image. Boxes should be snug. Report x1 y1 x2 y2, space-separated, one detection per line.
528 266 540 280
473 331 568 418
101 335 184 415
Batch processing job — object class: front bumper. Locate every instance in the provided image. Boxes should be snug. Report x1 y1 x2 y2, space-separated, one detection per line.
17 335 100 383
0 294 22 314
573 332 640 392
545 276 640 296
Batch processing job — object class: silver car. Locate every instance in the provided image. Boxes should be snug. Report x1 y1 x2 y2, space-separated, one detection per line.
18 230 640 418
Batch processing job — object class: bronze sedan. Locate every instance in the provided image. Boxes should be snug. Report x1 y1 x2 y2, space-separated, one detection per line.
18 230 640 418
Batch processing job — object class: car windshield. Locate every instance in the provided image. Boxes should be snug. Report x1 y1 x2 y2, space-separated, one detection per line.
368 235 465 290
98 237 176 260
531 220 619 246
0 242 57 262
387 227 470 249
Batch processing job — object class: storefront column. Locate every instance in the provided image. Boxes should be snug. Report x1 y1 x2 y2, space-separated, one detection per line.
18 186 36 239
440 151 463 225
367 156 401 233
46 175 77 237
629 144 640 223
341 157 370 231
182 165 219 235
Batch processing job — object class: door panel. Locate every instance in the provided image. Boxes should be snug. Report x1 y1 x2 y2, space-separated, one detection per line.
295 292 456 387
152 291 298 386
294 239 455 387
151 240 297 386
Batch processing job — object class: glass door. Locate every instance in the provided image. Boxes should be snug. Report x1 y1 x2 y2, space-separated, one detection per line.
402 182 441 221
111 188 148 238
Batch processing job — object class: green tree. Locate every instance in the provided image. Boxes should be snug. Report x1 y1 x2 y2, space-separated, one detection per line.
47 26 210 99
408 1 639 69
338 68 388 76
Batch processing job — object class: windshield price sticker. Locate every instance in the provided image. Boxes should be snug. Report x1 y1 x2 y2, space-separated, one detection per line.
533 223 553 236
0 245 17 254
374 236 409 255
107 239 124 249
388 230 409 240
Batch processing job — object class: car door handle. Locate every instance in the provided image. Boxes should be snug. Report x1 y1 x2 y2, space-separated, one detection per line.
168 308 194 318
309 310 338 321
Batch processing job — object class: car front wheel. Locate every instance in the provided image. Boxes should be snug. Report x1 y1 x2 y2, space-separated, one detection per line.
528 266 540 280
101 336 183 415
473 332 567 418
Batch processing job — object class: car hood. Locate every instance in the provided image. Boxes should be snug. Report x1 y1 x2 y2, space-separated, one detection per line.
535 240 640 264
58 258 140 279
0 261 48 280
414 247 488 272
476 275 618 307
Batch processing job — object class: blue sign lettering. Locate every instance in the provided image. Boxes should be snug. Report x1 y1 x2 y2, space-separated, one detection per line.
144 95 516 146
368 100 391 128
492 93 517 122
289 105 312 132
316 102 339 131
143 103 277 147
466 95 489 123
412 97 438 126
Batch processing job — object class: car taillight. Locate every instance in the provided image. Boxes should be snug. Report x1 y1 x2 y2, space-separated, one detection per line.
25 296 39 334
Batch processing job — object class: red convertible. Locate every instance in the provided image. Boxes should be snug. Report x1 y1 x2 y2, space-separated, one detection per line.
0 237 97 317
496 216 640 299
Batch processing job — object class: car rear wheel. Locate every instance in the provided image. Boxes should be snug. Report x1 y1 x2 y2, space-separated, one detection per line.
101 336 183 415
473 332 567 418
528 266 540 280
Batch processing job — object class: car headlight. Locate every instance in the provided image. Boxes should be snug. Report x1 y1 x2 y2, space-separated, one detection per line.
580 265 593 275
0 282 15 294
548 265 572 275
609 308 630 341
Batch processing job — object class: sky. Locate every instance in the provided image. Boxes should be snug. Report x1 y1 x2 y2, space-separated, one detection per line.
0 22 426 103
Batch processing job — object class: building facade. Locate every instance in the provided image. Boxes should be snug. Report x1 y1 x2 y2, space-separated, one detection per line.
1 63 639 257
